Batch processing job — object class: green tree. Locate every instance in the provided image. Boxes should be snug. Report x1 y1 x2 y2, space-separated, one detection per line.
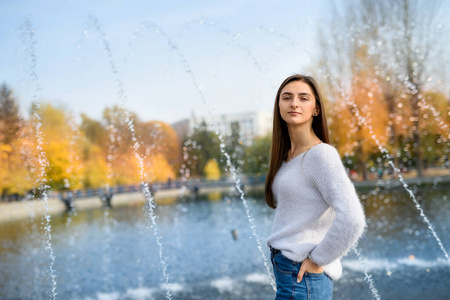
184 121 222 177
224 122 245 173
0 84 22 146
419 91 449 167
243 134 271 175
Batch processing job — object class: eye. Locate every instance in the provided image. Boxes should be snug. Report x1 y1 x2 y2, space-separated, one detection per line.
282 96 291 100
301 97 309 101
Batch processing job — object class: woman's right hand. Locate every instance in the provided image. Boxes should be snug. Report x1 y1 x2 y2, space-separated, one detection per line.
296 258 323 283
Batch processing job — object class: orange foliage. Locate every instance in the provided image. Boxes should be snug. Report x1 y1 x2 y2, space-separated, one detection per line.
1 99 226 198
331 79 389 157
137 120 181 164
0 123 37 196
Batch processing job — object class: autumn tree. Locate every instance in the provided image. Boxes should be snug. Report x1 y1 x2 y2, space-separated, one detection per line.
135 120 180 182
387 0 447 176
31 103 84 190
316 1 390 179
136 121 180 164
316 0 448 178
101 105 140 185
79 114 108 188
0 84 34 200
80 113 107 146
103 105 135 155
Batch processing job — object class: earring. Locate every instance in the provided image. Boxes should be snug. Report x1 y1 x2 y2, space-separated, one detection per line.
313 111 318 116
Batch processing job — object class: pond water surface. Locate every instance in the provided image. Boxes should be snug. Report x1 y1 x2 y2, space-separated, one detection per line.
0 183 449 299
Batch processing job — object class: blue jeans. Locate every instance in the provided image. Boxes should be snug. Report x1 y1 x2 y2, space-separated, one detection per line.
270 248 333 300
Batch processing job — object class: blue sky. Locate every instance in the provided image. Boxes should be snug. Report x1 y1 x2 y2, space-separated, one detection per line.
0 0 332 124
1 1 448 125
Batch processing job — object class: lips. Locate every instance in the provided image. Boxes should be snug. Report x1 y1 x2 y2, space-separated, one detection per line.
288 112 301 115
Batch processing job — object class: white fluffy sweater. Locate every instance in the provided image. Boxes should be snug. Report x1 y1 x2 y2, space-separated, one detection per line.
267 142 366 280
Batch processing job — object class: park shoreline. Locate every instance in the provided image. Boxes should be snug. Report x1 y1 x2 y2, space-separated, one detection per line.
0 174 449 224
0 185 238 224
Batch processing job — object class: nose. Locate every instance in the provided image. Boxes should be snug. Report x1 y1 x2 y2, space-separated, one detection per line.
290 96 299 108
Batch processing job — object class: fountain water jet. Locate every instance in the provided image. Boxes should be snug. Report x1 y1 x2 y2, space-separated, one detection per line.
220 142 277 291
19 17 58 300
6 12 446 298
328 75 450 261
101 208 114 292
182 18 386 297
181 20 385 296
337 106 443 300
131 20 277 291
352 247 381 300
86 16 173 299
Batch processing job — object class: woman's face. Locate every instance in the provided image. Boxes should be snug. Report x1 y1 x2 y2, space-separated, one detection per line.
278 80 318 127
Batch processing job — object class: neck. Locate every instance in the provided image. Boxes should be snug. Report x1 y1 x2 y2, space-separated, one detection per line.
287 122 320 151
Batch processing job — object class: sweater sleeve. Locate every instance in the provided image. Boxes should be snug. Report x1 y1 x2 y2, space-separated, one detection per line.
304 145 366 267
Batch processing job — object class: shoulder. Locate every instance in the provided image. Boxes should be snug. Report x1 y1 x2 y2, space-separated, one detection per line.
305 143 341 161
302 143 344 175
303 143 352 187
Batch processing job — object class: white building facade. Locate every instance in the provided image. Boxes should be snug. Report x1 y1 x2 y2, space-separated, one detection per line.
188 111 273 145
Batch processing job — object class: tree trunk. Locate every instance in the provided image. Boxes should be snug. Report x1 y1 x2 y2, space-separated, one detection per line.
403 0 424 178
357 137 368 181
412 92 424 177
385 92 401 168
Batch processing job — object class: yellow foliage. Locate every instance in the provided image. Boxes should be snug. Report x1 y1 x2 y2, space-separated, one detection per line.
83 144 108 189
1 101 187 197
204 159 221 180
0 144 12 154
110 152 140 186
37 103 71 142
146 153 175 182
45 140 84 190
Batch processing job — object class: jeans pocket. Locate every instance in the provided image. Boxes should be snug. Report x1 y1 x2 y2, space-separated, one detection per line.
306 271 325 277
273 253 293 275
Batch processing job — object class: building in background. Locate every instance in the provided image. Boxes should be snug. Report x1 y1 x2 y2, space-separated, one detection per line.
171 111 273 145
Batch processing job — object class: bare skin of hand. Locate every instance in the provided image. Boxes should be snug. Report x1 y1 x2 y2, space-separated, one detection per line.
297 258 324 283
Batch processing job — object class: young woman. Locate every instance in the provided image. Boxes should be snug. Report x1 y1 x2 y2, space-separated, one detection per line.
265 74 366 299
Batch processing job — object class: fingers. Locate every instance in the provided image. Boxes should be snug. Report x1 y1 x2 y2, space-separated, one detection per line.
297 265 306 283
297 259 324 283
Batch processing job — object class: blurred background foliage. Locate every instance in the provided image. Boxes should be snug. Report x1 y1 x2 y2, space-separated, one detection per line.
0 0 449 200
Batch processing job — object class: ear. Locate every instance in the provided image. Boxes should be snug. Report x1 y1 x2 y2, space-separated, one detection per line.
314 105 320 116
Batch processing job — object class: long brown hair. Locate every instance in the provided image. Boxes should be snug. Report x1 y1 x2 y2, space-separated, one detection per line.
265 74 331 209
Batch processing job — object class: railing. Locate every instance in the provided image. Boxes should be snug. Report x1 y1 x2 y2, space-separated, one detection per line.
56 174 268 200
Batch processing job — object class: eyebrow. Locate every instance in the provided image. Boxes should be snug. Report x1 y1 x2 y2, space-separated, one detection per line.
281 92 312 97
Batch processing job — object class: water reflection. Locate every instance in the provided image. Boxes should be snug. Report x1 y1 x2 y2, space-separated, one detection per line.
0 183 449 299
